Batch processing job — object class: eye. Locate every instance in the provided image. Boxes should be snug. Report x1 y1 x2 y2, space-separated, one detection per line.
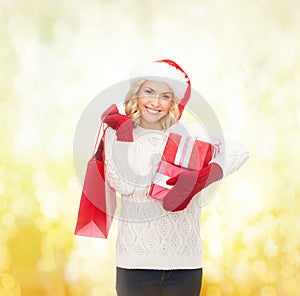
144 89 154 95
161 94 172 100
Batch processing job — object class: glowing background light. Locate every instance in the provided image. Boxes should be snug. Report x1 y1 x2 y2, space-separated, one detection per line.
1 0 299 295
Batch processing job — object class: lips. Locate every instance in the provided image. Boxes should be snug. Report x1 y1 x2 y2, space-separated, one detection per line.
145 106 161 114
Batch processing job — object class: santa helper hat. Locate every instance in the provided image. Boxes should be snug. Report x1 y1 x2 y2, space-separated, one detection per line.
130 59 191 119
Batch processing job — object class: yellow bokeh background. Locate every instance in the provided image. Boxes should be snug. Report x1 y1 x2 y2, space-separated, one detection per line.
1 0 299 295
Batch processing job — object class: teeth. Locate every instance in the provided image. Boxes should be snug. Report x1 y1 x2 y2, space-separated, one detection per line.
146 107 160 114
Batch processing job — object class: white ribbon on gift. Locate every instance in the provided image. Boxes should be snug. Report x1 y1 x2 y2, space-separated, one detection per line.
174 135 195 168
151 135 195 190
152 172 174 190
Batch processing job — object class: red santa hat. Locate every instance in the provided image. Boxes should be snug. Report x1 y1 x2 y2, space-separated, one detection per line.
130 59 191 118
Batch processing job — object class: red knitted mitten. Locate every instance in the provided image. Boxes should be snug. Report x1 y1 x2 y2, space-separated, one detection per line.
101 104 133 142
162 163 223 212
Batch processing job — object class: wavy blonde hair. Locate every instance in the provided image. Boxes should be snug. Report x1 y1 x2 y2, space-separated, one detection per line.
124 80 180 130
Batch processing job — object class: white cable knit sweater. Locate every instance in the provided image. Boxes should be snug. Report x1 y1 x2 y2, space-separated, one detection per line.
104 124 249 270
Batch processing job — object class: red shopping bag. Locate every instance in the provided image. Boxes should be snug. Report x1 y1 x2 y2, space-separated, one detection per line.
74 127 116 238
149 132 213 201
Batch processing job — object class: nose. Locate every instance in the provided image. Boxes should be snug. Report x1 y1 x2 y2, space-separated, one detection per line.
150 95 160 107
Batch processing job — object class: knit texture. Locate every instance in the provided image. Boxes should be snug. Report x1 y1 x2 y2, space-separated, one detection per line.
104 123 249 270
105 126 203 269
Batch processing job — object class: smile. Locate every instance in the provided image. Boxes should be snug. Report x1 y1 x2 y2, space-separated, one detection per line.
145 106 161 114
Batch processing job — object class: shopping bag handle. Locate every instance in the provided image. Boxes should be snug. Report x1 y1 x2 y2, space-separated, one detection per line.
93 121 104 155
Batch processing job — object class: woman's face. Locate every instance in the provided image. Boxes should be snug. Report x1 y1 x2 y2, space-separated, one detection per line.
137 80 173 130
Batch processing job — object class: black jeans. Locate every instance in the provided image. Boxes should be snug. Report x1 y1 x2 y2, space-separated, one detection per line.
116 267 202 296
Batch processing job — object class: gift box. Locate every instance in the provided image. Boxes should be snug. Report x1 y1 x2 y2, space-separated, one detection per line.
149 132 213 201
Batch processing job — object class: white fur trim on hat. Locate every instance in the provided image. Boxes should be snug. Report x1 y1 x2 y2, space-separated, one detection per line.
130 61 189 99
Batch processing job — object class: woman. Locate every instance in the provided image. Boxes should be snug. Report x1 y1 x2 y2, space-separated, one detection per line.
101 60 249 295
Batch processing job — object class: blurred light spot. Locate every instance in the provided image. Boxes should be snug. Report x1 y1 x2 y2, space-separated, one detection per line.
281 278 299 295
227 178 263 217
32 170 48 185
205 261 222 283
260 285 277 296
280 255 293 267
237 285 251 296
278 39 296 70
36 190 59 221
0 251 10 271
281 266 294 278
37 257 57 273
1 275 15 289
208 239 223 258
64 261 79 283
0 273 20 295
207 286 222 296
262 213 277 233
91 286 104 296
242 226 258 245
48 132 69 161
1 214 15 227
41 237 55 257
83 260 99 277
263 240 278 257
68 284 82 296
232 261 248 282
35 216 49 232
226 100 246 129
0 199 8 211
68 177 79 191
252 260 268 275
261 270 275 284
11 201 24 216
13 126 37 161
0 289 13 296
0 181 5 195
8 172 22 183
7 172 22 195
246 245 259 258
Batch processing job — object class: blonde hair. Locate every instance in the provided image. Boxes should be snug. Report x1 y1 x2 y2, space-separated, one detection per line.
124 80 180 129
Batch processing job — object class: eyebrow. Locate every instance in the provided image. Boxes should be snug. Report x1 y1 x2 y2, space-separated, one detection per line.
143 87 173 95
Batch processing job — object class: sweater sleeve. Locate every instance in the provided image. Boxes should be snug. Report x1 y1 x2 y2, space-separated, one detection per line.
104 127 136 195
186 122 249 178
209 135 249 178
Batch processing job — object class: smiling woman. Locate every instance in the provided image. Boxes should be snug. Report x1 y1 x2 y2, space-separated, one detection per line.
75 59 250 296
124 79 181 130
137 80 174 130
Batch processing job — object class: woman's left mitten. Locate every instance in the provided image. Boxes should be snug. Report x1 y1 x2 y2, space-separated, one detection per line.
163 163 223 212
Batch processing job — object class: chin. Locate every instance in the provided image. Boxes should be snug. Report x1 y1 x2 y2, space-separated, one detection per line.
141 113 164 124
